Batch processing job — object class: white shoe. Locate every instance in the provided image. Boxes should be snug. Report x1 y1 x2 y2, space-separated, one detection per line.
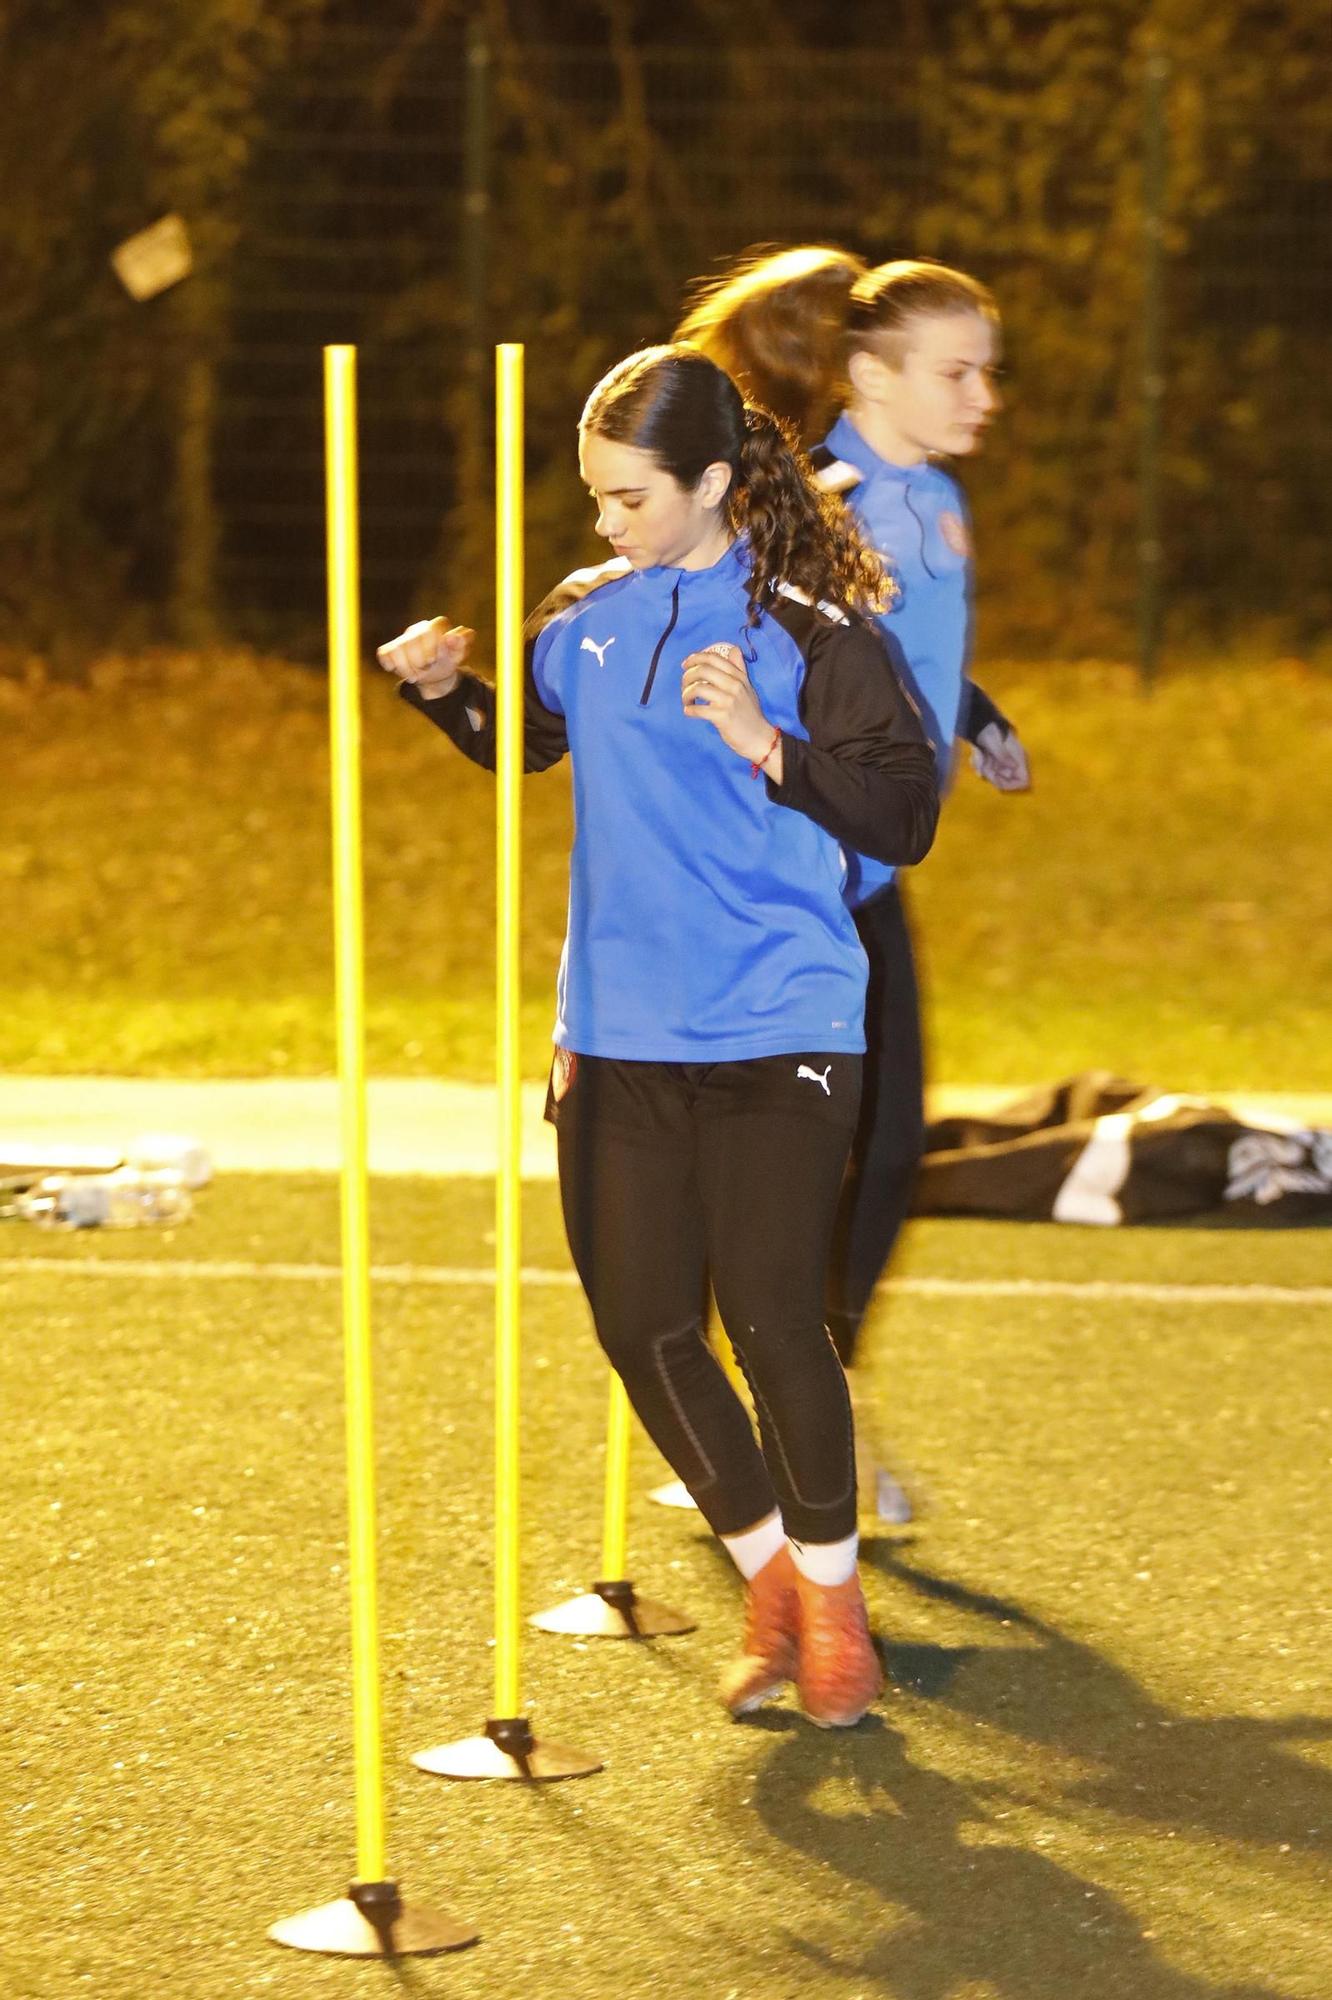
850 1384 920 1526
868 1462 915 1526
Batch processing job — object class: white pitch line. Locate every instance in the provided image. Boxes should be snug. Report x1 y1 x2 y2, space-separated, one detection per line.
897 1276 1332 1306
0 1256 578 1288
1 1257 1329 1307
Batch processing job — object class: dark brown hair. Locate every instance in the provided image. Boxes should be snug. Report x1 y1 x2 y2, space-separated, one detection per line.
580 343 889 617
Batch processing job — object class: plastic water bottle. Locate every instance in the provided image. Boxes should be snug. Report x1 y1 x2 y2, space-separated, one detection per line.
15 1168 193 1230
124 1134 213 1189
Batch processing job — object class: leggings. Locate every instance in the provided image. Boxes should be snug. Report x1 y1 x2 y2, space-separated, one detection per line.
553 1049 862 1545
826 882 925 1364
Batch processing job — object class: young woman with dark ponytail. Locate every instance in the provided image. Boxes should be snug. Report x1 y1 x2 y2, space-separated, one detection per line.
377 344 938 1729
678 250 1032 1516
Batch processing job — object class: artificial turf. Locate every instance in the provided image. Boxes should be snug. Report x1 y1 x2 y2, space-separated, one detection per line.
5 1175 1329 1998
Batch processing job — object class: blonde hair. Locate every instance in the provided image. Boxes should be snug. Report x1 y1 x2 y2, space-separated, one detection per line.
675 246 866 445
846 259 999 370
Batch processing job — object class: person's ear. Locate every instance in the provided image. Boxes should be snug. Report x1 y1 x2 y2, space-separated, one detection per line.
696 460 734 510
848 346 896 403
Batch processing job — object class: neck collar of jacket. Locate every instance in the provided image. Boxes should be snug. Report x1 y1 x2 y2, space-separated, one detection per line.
825 412 934 486
635 535 750 597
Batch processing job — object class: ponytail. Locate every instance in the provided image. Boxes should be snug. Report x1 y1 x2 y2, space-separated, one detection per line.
733 405 889 620
675 245 866 447
580 343 890 622
677 247 1001 438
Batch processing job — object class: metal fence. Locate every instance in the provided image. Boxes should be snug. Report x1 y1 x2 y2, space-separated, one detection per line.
176 19 1332 665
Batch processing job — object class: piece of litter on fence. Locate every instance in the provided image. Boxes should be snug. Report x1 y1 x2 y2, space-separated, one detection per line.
110 214 193 300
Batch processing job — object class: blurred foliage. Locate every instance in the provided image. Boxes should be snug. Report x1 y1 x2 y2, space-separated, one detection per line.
108 0 330 643
905 0 1332 651
0 0 1328 662
0 2 162 651
0 0 327 657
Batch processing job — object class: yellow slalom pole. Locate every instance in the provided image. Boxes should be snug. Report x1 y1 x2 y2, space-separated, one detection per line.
649 1321 752 1510
413 347 598 1780
714 1325 750 1400
270 349 477 1953
600 1375 632 1582
530 1354 693 1638
324 344 385 1885
493 342 524 1723
595 1324 749 1583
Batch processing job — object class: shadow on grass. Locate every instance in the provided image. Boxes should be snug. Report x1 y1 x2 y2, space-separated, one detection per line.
748 1711 1296 2000
732 1545 1330 1998
669 1529 1326 1991
863 1547 1332 1858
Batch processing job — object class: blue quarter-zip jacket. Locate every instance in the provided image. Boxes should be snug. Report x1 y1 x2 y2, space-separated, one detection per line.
817 412 973 909
402 539 938 1063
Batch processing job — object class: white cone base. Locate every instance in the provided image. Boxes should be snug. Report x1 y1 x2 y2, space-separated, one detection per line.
269 1895 478 1956
530 1589 696 1638
651 1470 912 1530
412 1733 602 1781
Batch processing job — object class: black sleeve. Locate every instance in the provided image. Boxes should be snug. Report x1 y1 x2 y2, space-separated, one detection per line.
957 678 1014 746
764 606 940 866
397 633 568 775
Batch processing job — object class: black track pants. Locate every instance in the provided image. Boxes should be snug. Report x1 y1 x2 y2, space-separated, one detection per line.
552 1050 862 1545
826 883 925 1364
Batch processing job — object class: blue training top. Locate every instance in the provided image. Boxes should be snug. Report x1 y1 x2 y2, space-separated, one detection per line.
817 412 973 909
402 537 938 1063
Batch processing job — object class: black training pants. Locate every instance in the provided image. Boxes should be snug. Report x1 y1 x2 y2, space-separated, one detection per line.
826 882 926 1363
552 1050 862 1545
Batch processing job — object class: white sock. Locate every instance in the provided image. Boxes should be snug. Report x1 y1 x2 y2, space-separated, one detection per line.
720 1511 786 1581
787 1531 858 1587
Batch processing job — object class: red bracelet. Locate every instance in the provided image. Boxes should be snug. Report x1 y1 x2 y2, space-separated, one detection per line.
750 725 781 780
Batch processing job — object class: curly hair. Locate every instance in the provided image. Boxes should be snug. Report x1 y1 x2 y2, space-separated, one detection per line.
734 404 888 617
580 344 891 620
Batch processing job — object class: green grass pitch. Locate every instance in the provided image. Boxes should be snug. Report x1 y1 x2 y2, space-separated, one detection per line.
3 649 1330 1088
5 1175 1329 1998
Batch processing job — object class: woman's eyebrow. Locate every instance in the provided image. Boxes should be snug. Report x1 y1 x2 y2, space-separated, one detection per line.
587 484 649 497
